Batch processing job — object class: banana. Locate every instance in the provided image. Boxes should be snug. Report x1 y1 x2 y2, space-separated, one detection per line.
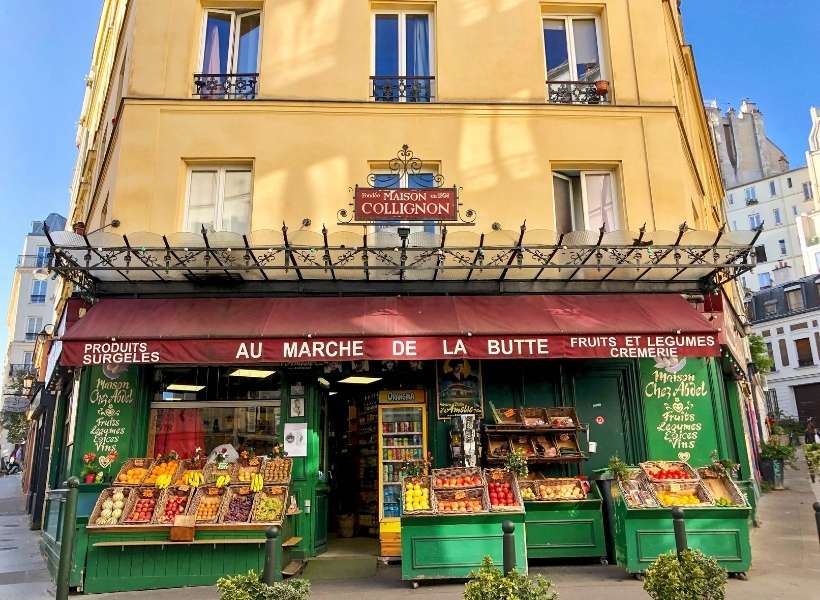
216 474 231 489
156 474 172 489
250 473 263 492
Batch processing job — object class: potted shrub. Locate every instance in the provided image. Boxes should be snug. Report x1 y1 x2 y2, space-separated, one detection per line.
464 556 557 600
759 441 795 490
643 549 727 600
594 80 610 96
216 570 310 600
805 443 820 483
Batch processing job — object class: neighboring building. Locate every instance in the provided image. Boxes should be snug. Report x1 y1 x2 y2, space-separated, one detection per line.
725 166 814 291
746 274 820 422
1 213 66 455
705 99 790 189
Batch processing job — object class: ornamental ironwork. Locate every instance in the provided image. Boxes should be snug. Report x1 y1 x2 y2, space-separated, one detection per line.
370 76 435 102
193 73 259 99
546 81 609 105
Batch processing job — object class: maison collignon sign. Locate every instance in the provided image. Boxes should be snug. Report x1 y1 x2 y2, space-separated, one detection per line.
354 187 457 221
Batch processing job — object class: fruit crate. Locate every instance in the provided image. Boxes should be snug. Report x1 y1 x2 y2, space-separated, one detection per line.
616 476 659 509
142 457 183 486
432 486 490 515
250 486 289 524
174 457 208 486
650 481 714 508
519 408 549 428
88 487 133 527
401 476 434 516
486 434 511 460
553 432 583 456
189 486 228 524
544 407 580 428
518 480 541 501
490 403 522 426
235 461 262 484
639 461 699 483
509 435 537 459
697 468 748 507
431 467 485 489
532 435 558 458
152 486 193 525
113 458 154 486
484 468 523 511
203 461 238 485
529 478 587 502
121 487 161 525
219 486 256 524
260 457 292 484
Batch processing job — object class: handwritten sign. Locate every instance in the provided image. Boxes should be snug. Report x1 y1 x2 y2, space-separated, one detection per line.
640 358 719 467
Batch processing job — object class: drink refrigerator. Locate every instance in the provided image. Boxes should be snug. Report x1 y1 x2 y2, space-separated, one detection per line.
377 395 427 560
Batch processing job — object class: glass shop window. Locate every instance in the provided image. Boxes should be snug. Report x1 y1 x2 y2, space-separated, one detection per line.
148 366 281 459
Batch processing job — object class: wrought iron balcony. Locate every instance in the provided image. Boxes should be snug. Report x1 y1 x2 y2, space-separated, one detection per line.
371 76 435 102
546 80 609 105
8 364 37 378
193 73 258 99
29 295 46 304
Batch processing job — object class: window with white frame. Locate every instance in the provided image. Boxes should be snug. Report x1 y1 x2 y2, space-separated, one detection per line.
785 286 804 312
728 193 734 205
543 16 604 84
793 205 799 216
804 182 814 201
769 181 776 196
35 246 49 268
773 207 782 225
778 239 787 255
23 351 33 368
372 11 434 102
758 272 773 289
197 9 261 97
30 280 47 303
552 171 620 234
787 177 793 188
748 213 762 229
185 166 252 235
745 187 757 203
25 316 42 341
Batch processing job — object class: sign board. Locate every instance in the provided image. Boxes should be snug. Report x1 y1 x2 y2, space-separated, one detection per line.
62 333 720 366
437 360 483 419
640 357 720 466
284 422 308 457
378 389 426 404
354 187 457 221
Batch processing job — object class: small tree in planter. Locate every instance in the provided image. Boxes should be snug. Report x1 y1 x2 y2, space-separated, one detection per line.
216 570 310 600
643 549 727 600
464 557 558 600
759 441 795 489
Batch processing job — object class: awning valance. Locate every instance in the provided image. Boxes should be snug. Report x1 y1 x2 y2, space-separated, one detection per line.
60 294 719 366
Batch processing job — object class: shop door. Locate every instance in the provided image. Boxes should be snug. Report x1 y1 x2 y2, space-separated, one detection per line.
794 383 820 424
567 362 637 474
313 391 329 555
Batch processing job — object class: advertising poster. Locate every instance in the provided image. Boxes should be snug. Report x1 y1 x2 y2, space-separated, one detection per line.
437 359 483 419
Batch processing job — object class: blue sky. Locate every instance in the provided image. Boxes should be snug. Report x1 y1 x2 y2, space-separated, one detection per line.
0 1 817 360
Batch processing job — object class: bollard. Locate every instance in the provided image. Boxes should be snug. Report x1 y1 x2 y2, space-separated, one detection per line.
814 502 820 547
55 477 80 600
671 507 688 560
502 520 516 575
262 525 281 585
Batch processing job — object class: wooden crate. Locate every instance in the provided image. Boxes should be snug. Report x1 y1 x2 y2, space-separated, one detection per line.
250 486 288 524
486 434 511 460
219 486 256 524
113 459 154 486
484 468 524 511
152 486 193 525
88 487 132 527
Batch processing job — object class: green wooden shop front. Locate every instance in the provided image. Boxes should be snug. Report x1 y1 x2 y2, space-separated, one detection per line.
40 355 754 591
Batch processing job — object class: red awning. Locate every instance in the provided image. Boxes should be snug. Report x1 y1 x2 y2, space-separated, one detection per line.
60 295 719 366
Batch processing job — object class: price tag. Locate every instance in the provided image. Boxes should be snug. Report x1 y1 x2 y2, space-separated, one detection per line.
134 459 147 467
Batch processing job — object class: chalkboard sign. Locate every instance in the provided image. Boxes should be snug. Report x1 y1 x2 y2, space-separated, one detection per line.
78 365 140 475
640 358 719 467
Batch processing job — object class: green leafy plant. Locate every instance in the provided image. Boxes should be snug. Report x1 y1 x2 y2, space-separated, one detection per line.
464 556 558 600
748 334 773 373
216 570 310 600
0 412 28 445
708 450 739 478
504 447 529 478
607 455 629 480
775 418 804 437
759 441 795 461
643 550 727 600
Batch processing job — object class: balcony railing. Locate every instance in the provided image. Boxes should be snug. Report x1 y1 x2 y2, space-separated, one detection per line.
17 254 49 268
8 364 37 378
193 73 258 99
370 76 435 102
546 80 609 105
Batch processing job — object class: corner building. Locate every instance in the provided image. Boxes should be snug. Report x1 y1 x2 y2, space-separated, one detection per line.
40 0 761 592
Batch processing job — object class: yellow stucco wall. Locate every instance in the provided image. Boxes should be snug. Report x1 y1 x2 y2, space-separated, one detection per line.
76 0 725 239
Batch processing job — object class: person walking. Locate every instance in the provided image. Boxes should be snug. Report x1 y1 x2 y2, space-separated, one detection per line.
805 417 817 445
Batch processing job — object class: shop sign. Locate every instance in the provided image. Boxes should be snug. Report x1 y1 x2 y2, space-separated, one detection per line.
378 389 426 404
63 333 719 366
437 360 483 419
640 357 720 467
354 187 457 221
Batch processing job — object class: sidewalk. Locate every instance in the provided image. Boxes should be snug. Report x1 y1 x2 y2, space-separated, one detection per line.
2 461 819 600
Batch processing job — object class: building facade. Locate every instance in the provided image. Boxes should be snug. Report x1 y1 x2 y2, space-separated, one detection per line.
1 214 66 455
746 274 820 422
725 167 814 291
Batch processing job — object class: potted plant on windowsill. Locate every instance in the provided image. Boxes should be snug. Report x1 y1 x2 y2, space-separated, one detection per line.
594 80 610 96
759 441 795 490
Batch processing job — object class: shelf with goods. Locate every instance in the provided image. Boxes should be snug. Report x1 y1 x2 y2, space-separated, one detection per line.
83 456 300 593
353 393 379 536
399 467 527 582
612 461 751 576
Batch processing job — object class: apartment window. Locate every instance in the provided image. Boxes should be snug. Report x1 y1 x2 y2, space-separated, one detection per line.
372 171 437 235
769 181 777 197
543 16 606 104
372 11 433 102
773 208 782 225
761 330 771 337
754 244 767 262
785 286 804 312
765 342 775 368
25 317 42 342
728 193 734 206
731 220 737 231
552 171 619 234
185 166 252 234
745 187 757 203
790 322 808 331
793 205 799 216
759 272 773 290
795 337 814 367
762 298 777 314
748 213 762 229
787 177 793 188
30 280 47 304
804 182 814 201
195 9 261 98
778 239 787 255
35 246 49 268
23 351 34 368
778 338 790 367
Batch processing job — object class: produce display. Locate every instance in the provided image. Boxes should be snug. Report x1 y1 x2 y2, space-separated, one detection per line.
654 489 707 507
402 479 431 513
252 487 287 523
640 461 697 482
535 479 586 501
619 477 659 508
124 489 158 523
488 481 517 508
206 462 236 485
91 488 129 526
237 465 259 483
222 490 255 523
261 458 292 484
144 456 179 486
156 489 190 524
194 490 224 523
434 488 488 514
484 469 523 510
432 468 484 489
698 468 748 507
177 469 204 487
484 411 584 464
520 483 538 501
117 466 149 485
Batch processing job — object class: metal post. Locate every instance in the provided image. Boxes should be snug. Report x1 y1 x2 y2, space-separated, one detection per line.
261 525 281 585
502 520 516 575
671 507 688 559
814 502 820 547
55 477 80 600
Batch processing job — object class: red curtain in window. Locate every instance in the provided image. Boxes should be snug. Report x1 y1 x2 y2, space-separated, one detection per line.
153 409 205 458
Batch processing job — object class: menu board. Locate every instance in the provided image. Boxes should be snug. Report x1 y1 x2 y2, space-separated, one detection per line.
78 365 140 474
640 358 720 467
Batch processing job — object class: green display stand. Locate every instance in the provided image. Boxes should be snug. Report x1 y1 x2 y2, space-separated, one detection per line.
613 495 751 575
83 521 293 594
401 512 527 583
524 486 606 561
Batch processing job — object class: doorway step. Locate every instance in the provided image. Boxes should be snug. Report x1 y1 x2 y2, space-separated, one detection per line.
301 537 379 580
